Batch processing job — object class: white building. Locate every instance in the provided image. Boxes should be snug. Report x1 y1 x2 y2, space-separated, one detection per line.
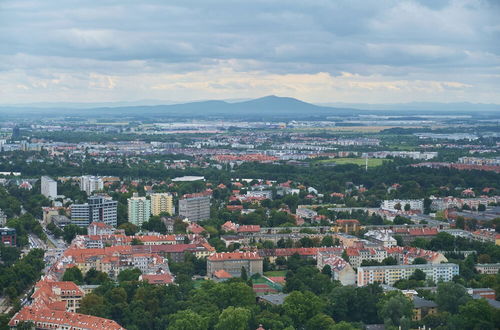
381 199 424 212
41 176 58 199
80 175 104 195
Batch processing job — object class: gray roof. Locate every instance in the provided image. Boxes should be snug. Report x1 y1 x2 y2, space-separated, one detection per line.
258 293 289 305
413 296 438 309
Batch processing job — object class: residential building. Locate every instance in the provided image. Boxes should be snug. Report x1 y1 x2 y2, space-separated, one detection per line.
332 219 361 233
128 194 151 226
317 252 356 285
0 209 6 226
381 199 424 212
41 176 57 199
80 175 104 195
151 193 174 216
88 222 116 235
9 308 124 330
0 227 16 246
412 296 438 321
179 192 211 222
70 195 118 227
475 263 500 275
207 252 263 278
471 229 500 245
357 263 459 286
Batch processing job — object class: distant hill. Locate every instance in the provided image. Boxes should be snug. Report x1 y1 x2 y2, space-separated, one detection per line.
0 95 358 118
320 101 500 112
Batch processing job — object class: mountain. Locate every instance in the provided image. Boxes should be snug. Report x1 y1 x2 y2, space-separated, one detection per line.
0 95 358 119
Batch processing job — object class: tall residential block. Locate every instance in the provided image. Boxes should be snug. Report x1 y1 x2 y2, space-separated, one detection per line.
80 175 104 195
70 195 118 227
128 194 151 226
151 193 174 216
178 192 211 222
41 176 57 199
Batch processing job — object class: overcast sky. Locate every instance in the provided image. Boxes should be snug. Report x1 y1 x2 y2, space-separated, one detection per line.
1 0 499 104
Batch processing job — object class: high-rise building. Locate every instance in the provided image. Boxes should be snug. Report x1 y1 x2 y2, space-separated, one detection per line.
80 175 104 195
128 194 151 226
178 192 211 222
41 176 58 199
70 195 118 227
150 193 174 216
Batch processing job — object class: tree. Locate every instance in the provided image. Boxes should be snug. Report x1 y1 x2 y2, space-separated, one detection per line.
283 291 325 327
168 310 208 330
79 293 110 318
404 203 411 211
118 222 138 236
62 266 83 284
458 298 498 330
341 250 349 262
214 307 251 330
305 313 336 330
455 216 465 229
478 203 486 211
131 238 144 245
412 257 427 265
322 265 332 278
118 268 142 282
436 282 471 314
377 292 413 327
84 268 109 285
382 257 398 265
409 269 426 281
240 267 248 281
321 235 335 247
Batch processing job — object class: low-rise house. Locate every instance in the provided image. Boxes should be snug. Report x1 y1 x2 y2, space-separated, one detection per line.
475 263 500 275
317 252 356 285
412 296 438 321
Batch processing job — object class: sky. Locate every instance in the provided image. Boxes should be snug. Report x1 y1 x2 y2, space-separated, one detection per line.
0 0 499 105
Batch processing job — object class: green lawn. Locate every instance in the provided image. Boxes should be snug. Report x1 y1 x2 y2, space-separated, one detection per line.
316 157 390 167
264 270 287 277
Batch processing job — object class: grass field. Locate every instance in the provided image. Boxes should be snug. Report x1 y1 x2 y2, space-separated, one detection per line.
316 157 390 167
264 270 287 277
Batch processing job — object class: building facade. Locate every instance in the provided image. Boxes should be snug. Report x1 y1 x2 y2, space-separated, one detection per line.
151 193 174 216
80 175 104 195
41 176 57 199
71 195 118 227
178 192 211 222
357 263 459 286
207 252 263 278
128 194 151 226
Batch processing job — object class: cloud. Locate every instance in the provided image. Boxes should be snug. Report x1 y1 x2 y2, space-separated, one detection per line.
0 0 498 104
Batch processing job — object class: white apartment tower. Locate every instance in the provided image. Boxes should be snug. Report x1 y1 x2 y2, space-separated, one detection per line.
41 176 58 199
80 175 104 195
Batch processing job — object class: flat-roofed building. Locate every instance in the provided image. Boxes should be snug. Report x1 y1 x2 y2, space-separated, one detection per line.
179 192 211 222
357 263 459 286
151 193 174 216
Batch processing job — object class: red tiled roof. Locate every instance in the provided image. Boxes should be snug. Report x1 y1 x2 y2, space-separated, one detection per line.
208 252 262 261
213 269 232 279
9 307 124 329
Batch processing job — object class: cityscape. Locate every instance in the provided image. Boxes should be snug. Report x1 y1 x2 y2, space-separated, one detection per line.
1 1 500 330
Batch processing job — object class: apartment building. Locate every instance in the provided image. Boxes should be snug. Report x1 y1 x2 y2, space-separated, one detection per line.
357 263 459 286
70 195 118 227
381 199 424 212
178 192 211 222
128 194 151 226
80 175 104 195
151 192 174 216
41 176 57 199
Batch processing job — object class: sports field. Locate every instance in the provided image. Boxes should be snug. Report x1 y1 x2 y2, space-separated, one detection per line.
316 157 390 167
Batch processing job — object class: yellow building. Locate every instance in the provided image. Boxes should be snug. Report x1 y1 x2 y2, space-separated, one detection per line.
151 193 174 216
